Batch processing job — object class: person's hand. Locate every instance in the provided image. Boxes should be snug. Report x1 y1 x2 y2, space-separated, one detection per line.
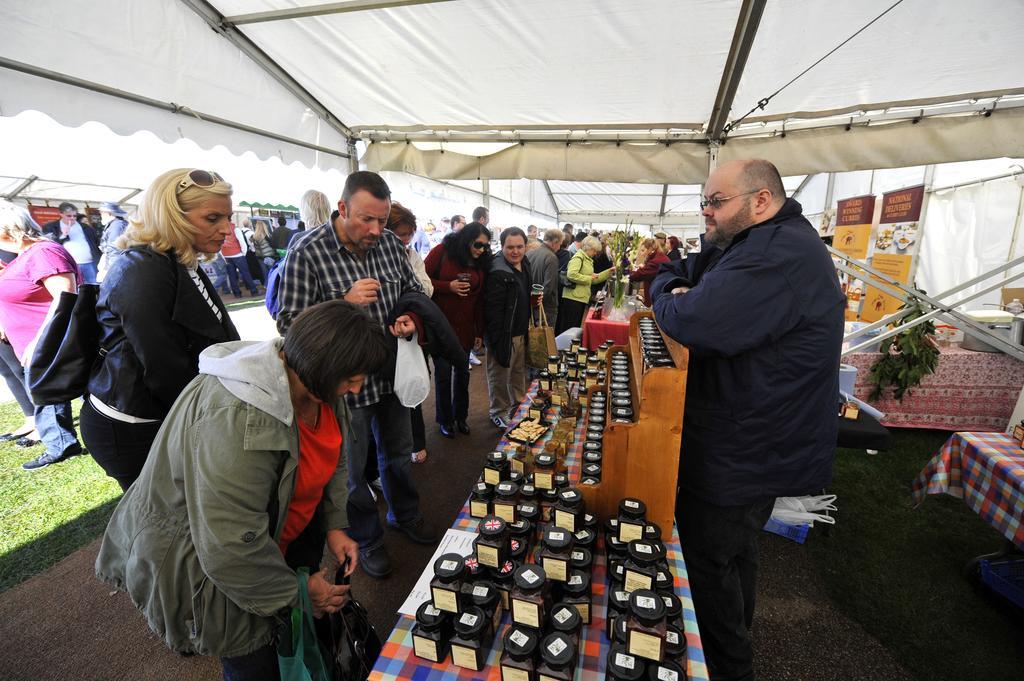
307 569 350 617
389 314 415 338
345 278 380 306
591 273 601 281
671 286 690 295
326 528 359 578
450 280 471 297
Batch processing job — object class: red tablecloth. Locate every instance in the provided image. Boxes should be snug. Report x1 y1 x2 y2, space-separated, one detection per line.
581 308 630 350
847 344 1024 431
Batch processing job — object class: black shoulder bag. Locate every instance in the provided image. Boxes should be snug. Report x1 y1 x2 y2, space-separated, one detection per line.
27 283 102 405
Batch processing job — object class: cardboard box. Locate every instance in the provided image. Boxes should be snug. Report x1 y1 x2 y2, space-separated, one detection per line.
1001 287 1024 307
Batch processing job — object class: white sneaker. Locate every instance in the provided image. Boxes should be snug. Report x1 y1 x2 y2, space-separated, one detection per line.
469 351 481 366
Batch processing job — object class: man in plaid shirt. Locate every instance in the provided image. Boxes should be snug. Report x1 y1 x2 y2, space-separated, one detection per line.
277 171 434 578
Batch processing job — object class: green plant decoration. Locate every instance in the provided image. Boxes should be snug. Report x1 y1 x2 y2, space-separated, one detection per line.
867 300 940 401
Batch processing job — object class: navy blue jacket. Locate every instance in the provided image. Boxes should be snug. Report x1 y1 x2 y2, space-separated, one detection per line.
652 199 844 506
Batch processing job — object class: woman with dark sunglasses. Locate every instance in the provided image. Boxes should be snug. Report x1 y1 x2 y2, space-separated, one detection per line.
80 168 240 490
423 221 492 438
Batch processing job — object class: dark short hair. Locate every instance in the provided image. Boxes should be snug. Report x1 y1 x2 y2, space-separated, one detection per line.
500 226 527 247
282 300 389 402
277 216 287 227
386 201 417 232
297 221 306 231
739 159 786 203
451 214 465 226
341 171 391 205
563 223 574 232
574 231 587 243
58 202 77 214
472 206 489 221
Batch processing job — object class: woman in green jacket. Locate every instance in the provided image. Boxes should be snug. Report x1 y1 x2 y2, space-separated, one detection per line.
96 300 388 678
557 235 612 334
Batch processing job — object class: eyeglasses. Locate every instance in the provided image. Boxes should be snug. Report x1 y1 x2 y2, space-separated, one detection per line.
471 241 489 250
699 189 760 211
176 169 224 194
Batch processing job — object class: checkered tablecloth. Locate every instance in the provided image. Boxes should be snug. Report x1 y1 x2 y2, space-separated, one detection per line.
369 382 708 680
912 432 1024 550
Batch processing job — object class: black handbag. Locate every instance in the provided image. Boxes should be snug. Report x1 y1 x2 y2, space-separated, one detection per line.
327 567 382 681
27 283 101 405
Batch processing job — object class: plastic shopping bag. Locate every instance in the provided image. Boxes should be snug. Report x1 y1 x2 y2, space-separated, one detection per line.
393 332 429 407
771 496 837 526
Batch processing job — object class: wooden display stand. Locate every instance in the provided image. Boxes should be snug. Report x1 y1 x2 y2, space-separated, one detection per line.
578 311 688 532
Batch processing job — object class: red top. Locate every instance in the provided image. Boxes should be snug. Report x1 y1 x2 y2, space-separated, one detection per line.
278 403 343 554
221 226 242 258
423 244 485 350
629 251 670 306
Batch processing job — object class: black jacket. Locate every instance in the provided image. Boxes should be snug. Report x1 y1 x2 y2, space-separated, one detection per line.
484 255 531 368
651 199 845 505
88 247 239 420
388 292 468 371
42 219 101 263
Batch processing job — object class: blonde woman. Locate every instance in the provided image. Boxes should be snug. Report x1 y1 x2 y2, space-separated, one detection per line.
300 189 332 231
80 169 240 490
556 235 612 334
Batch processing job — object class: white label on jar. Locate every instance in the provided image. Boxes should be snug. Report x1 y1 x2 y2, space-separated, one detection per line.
572 550 584 560
635 543 653 554
546 637 568 656
459 612 478 626
575 530 589 540
553 607 572 624
472 585 489 597
666 630 679 644
659 570 671 582
550 531 565 541
510 629 530 647
615 653 636 670
440 560 459 571
498 483 512 492
658 668 679 681
424 605 441 617
521 504 535 514
636 595 657 609
609 519 619 527
522 569 540 584
625 500 639 509
615 591 628 601
568 574 583 586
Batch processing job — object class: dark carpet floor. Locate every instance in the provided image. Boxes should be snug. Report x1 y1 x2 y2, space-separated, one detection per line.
0 364 910 680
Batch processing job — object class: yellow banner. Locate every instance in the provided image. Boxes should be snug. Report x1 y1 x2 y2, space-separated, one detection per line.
860 254 912 322
834 223 872 260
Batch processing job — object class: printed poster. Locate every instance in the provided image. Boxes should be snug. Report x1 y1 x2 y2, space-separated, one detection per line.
27 205 62 227
861 185 924 323
834 195 875 260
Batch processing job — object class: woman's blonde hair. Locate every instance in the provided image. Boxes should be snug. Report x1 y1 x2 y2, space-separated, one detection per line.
117 168 232 268
253 219 272 242
641 237 663 253
300 189 332 229
0 200 41 241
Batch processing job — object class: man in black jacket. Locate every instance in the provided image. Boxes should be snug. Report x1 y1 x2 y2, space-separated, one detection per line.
651 159 844 681
483 227 531 430
41 202 101 283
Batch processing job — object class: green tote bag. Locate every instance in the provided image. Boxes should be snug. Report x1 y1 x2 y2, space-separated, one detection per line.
278 568 331 681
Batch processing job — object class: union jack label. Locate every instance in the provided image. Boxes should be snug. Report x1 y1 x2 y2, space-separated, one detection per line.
484 518 503 531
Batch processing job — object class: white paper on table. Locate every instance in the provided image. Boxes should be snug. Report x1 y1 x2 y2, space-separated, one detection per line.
397 528 478 617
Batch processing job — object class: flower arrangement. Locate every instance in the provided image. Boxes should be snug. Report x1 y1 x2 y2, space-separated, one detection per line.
605 221 644 310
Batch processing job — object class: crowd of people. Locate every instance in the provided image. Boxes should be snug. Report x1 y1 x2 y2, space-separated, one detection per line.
0 158 842 681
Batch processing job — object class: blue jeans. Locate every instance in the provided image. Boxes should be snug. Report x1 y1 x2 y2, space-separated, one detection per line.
78 261 98 285
0 341 33 417
224 256 259 296
22 367 80 459
343 393 421 549
432 352 469 425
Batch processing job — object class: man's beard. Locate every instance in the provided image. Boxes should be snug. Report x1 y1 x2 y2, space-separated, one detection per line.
705 198 754 249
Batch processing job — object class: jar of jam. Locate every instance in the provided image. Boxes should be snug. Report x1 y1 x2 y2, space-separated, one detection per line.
582 462 602 480
654 567 673 593
606 644 645 681
661 593 683 628
606 587 631 640
411 600 451 663
467 580 503 639
509 536 529 561
470 481 492 518
559 569 592 624
509 469 526 486
510 564 549 629
520 482 538 503
485 451 510 486
624 540 659 593
475 514 510 569
537 632 576 681
538 525 574 582
608 557 626 585
533 454 556 490
539 369 552 391
508 518 534 552
518 500 541 528
450 605 489 671
493 480 521 523
663 624 686 663
569 546 593 573
642 522 662 542
489 559 519 610
549 602 582 648
626 589 667 662
553 487 585 533
580 476 600 487
553 472 570 489
547 354 560 374
500 624 540 681
540 488 559 522
431 552 467 614
573 527 596 551
618 498 647 543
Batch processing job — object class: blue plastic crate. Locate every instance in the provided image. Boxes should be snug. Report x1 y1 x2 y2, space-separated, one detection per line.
763 517 810 544
980 558 1024 608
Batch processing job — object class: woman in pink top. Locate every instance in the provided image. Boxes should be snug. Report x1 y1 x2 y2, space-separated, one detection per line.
0 200 84 470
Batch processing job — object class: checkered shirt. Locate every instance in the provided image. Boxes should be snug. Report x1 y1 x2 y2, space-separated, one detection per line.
276 223 422 408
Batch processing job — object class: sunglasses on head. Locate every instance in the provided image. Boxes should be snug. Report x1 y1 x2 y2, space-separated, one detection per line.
177 169 224 194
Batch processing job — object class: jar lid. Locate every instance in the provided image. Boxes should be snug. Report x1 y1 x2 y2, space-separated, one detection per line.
453 605 486 637
553 473 569 488
609 587 632 610
550 602 582 634
415 600 448 628
574 528 595 545
508 519 531 535
570 547 592 568
583 512 598 527
508 470 524 484
612 407 634 418
539 369 550 378
581 476 600 486
463 555 482 576
513 564 547 590
663 625 686 658
520 483 537 497
518 502 539 518
495 559 517 577
655 568 673 590
628 589 667 624
612 397 632 407
586 368 599 376
495 481 519 497
587 424 604 434
643 523 662 541
563 569 591 594
619 498 647 519
503 624 539 660
535 453 555 467
541 488 559 501
487 451 507 465
647 658 684 681
585 430 604 441
539 632 574 668
607 644 644 680
543 526 574 551
609 381 630 391
661 593 683 619
592 390 606 398
584 451 603 464
583 463 602 476
611 390 632 398
472 481 492 497
588 414 605 424
433 552 466 580
583 441 602 452
479 515 507 537
468 581 498 608
558 487 582 505
547 354 560 362
627 540 659 565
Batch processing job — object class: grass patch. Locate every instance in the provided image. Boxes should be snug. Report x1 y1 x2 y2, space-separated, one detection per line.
809 429 1024 681
224 297 266 311
0 400 121 593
